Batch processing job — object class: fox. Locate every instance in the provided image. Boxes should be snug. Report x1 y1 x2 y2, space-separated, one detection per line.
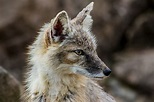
23 2 116 102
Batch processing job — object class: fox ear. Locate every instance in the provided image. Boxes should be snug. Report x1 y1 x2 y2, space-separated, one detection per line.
72 2 94 31
46 11 70 45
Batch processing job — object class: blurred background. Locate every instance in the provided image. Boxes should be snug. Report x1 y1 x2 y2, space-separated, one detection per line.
0 0 154 102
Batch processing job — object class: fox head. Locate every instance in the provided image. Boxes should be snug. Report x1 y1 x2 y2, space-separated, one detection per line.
29 2 111 79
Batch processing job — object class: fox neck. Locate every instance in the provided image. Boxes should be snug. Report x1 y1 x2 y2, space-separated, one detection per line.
37 65 88 101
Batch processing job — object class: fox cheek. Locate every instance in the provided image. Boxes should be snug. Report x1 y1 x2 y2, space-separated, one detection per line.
59 52 79 64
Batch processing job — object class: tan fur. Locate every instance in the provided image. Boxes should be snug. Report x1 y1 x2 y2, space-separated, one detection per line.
23 2 116 102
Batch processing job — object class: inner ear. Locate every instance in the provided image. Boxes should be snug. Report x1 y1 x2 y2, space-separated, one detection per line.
52 19 65 41
51 11 70 43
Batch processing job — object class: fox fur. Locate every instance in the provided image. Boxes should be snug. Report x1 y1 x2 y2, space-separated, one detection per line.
23 2 116 102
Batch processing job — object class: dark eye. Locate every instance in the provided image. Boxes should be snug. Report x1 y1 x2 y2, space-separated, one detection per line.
74 49 84 55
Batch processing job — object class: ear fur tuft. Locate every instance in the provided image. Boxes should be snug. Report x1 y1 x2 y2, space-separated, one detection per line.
72 2 94 31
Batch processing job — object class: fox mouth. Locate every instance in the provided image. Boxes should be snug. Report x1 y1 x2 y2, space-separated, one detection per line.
79 69 105 79
89 71 105 79
71 66 106 78
85 67 104 78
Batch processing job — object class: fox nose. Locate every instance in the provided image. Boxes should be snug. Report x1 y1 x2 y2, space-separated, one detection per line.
103 67 111 76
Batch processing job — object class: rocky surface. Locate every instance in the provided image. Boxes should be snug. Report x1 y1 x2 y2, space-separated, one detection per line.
113 50 154 101
114 50 154 90
0 0 154 101
0 66 21 102
0 0 27 28
126 12 154 49
93 0 148 54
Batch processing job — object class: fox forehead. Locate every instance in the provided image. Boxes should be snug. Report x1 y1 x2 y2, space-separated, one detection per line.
63 24 97 53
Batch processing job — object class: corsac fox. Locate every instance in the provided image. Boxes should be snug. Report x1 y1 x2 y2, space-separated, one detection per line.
24 2 116 102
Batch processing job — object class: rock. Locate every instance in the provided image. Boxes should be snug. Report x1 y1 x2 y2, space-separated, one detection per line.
92 0 148 55
0 0 27 29
113 49 154 96
105 78 137 102
0 21 34 81
21 0 90 29
107 78 154 102
126 12 154 49
0 66 21 102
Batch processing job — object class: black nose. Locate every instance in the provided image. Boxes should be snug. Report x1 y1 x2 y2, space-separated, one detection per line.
103 67 111 76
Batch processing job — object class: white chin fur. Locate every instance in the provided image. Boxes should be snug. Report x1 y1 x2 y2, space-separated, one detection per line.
71 66 105 78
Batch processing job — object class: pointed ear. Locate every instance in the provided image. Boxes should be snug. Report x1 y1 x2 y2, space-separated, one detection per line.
46 11 70 45
72 2 94 31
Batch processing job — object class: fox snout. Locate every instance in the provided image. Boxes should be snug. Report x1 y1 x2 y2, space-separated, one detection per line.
80 54 112 78
95 62 112 77
93 56 112 77
96 58 112 77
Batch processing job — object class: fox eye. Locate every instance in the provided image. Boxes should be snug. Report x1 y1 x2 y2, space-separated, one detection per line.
74 49 84 55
